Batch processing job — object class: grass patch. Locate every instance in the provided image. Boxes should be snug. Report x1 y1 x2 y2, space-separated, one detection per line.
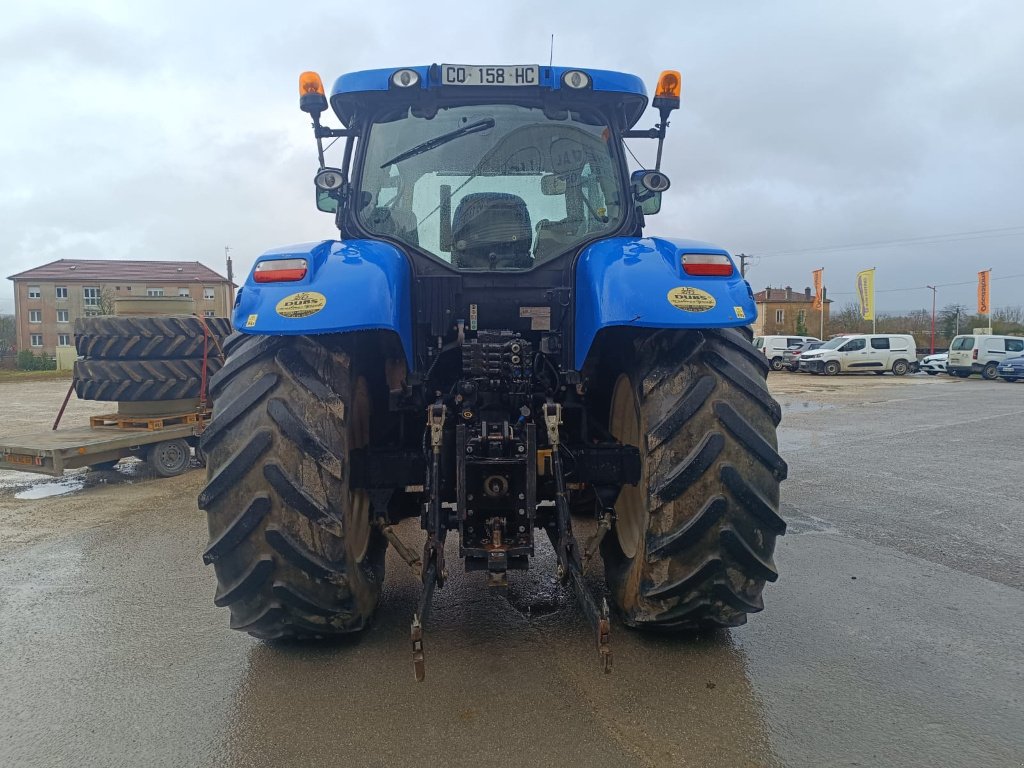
0 369 73 383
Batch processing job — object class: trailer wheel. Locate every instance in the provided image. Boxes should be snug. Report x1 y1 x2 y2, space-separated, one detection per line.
198 334 385 640
601 327 787 631
148 439 192 477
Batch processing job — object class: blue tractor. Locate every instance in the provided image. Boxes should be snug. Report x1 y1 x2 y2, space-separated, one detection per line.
199 64 787 678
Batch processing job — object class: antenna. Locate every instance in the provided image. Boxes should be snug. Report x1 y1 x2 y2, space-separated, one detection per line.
549 34 554 67
224 246 233 286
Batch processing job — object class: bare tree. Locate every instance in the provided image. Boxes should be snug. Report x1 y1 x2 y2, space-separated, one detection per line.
0 314 14 355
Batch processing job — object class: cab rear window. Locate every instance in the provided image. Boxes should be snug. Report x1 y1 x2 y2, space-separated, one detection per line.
951 337 975 350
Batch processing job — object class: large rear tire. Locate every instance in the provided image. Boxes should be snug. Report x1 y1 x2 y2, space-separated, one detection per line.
602 328 787 631
198 334 385 639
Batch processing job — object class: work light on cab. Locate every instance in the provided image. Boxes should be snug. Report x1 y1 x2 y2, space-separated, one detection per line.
562 70 591 89
682 253 733 277
253 258 308 283
391 69 420 88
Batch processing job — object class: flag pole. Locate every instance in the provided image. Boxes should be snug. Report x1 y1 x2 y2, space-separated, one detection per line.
872 267 876 334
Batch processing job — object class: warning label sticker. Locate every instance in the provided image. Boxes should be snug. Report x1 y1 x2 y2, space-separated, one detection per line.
519 306 551 331
276 291 327 319
667 287 716 312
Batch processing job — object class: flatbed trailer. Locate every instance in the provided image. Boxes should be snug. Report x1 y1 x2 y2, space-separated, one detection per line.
0 412 209 478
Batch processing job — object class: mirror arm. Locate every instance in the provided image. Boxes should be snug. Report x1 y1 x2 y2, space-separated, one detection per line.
310 116 352 169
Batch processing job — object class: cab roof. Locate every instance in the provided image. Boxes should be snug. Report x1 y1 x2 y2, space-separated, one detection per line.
330 65 649 128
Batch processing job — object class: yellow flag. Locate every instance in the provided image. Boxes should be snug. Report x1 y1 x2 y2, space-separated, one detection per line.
812 268 824 310
856 269 875 321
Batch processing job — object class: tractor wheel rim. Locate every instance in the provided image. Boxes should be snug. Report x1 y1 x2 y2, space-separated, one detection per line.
348 376 372 562
609 373 646 560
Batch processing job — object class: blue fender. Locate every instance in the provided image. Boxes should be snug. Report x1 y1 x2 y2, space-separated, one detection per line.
233 239 414 367
574 237 757 369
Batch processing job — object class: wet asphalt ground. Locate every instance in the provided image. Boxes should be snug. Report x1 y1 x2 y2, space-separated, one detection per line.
0 374 1022 767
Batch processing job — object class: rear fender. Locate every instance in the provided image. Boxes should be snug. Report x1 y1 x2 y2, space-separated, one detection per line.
233 239 414 367
574 237 756 369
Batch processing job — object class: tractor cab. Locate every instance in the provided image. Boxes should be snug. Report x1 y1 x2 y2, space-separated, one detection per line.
304 65 678 273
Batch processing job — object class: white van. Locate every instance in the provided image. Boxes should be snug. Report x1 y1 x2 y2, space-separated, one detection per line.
947 334 1024 379
753 335 821 371
798 334 917 376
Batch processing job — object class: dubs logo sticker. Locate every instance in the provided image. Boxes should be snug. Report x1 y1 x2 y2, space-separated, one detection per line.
276 291 327 319
667 286 716 312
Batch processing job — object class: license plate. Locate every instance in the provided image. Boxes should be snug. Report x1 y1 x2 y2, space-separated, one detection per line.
4 453 40 465
441 64 539 86
1001 367 1014 372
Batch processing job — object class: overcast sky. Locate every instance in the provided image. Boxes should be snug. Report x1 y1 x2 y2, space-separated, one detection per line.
2 0 1022 314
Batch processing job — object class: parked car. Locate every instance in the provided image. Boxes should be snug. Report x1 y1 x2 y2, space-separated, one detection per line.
799 334 917 376
786 340 824 371
919 352 948 375
997 353 1024 382
753 335 822 371
947 334 1024 379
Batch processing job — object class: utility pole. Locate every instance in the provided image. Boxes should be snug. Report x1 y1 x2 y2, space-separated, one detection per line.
224 246 234 308
926 285 937 353
736 253 749 278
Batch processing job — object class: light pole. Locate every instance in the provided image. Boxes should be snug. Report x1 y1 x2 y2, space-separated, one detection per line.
926 285 937 353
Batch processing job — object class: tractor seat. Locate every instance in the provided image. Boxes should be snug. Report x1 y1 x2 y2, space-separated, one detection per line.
451 193 532 269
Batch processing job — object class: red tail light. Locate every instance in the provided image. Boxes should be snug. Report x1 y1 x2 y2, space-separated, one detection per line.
254 258 308 283
972 349 978 360
682 253 734 277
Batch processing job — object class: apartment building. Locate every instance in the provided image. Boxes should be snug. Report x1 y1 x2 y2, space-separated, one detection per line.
8 259 234 355
751 285 831 337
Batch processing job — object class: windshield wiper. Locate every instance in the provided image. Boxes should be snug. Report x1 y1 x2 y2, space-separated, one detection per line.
379 118 495 168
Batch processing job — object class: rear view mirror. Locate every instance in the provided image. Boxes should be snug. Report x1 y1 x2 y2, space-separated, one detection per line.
540 174 567 195
316 189 339 213
314 167 344 213
631 169 670 215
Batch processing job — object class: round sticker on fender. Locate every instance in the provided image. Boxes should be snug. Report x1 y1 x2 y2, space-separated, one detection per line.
667 286 716 312
276 291 327 319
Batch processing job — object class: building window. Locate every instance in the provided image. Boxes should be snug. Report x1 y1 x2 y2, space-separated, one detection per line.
775 309 785 323
83 287 100 307
178 287 191 297
203 287 215 300
797 309 806 323
58 334 71 346
28 286 41 299
57 310 70 323
147 288 165 297
56 286 68 299
30 334 43 347
28 310 42 323
203 310 216 318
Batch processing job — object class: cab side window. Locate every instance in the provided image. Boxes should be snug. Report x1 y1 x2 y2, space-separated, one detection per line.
870 337 890 350
1005 339 1023 353
841 339 866 351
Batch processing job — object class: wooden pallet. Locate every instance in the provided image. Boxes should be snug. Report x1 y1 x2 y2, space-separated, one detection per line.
89 409 211 431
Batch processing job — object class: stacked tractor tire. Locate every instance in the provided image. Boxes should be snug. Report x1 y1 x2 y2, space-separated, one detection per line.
73 316 232 402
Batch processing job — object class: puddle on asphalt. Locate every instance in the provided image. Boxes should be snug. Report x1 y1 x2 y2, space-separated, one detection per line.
8 461 146 500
